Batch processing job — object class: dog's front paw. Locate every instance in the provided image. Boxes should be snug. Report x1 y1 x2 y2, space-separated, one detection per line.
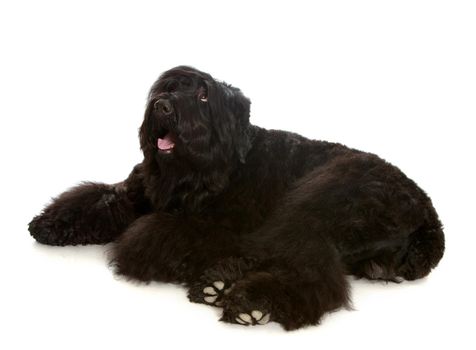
28 212 75 246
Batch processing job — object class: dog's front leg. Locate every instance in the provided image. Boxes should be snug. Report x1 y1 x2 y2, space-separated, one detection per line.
28 163 149 246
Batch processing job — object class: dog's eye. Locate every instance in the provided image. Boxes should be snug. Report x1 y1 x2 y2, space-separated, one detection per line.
199 93 208 103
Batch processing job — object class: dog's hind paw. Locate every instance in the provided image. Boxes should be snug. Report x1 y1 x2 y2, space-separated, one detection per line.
220 283 273 327
203 281 225 305
235 310 271 325
188 280 234 307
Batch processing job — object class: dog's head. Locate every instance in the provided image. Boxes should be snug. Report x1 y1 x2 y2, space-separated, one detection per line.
140 66 252 170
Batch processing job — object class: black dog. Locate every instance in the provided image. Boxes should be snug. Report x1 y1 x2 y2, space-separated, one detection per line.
29 66 445 330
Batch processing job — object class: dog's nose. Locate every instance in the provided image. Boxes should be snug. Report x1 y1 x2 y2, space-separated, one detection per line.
154 99 174 115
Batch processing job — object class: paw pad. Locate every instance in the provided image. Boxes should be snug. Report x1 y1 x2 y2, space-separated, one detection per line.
202 280 226 305
235 310 271 325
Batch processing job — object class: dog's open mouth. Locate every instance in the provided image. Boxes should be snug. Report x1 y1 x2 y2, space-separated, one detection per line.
157 129 176 154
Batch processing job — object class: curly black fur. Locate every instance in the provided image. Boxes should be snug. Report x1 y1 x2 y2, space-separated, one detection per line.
29 66 445 330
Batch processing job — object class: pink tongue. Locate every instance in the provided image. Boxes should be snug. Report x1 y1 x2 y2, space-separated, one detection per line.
157 133 175 150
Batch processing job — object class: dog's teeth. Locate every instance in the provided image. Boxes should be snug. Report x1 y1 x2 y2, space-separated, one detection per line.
213 281 225 290
204 296 217 303
215 300 224 307
257 313 270 325
238 313 252 323
251 310 263 320
203 287 217 295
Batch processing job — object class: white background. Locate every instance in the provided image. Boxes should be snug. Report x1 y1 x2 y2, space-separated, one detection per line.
1 0 475 349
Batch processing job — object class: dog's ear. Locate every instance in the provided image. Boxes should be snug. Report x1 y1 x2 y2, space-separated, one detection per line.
233 92 252 163
207 82 253 164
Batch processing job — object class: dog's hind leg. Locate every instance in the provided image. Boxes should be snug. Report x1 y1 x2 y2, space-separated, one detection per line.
219 239 351 330
345 228 444 283
29 164 149 246
346 205 445 282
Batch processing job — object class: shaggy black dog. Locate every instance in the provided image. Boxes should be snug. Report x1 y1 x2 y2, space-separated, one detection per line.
29 66 445 330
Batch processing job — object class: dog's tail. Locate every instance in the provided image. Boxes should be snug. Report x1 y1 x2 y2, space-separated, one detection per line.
396 203 445 280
